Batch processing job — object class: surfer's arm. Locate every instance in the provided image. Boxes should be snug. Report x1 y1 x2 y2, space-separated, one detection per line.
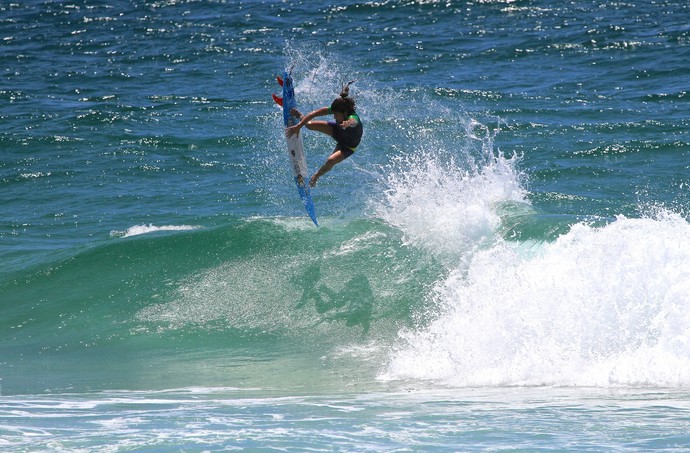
286 107 330 137
341 117 358 128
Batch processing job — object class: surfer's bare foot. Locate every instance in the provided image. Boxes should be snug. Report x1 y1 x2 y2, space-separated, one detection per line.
309 175 318 187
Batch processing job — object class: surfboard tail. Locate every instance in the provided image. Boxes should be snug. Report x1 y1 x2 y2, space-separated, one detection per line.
295 176 318 227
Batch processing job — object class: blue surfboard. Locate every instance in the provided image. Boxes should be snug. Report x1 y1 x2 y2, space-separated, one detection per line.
273 70 318 227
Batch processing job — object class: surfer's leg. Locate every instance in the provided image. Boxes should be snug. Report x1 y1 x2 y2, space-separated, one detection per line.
289 109 334 137
305 120 334 137
310 149 346 187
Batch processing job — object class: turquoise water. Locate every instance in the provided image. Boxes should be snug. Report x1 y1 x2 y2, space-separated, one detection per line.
2 0 690 450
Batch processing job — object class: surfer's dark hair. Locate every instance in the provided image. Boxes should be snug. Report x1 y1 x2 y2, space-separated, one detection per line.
330 81 356 115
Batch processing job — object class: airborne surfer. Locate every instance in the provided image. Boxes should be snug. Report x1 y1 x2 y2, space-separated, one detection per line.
285 81 363 187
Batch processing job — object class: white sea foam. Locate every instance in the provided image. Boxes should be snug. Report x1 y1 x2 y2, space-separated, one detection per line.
377 148 527 268
382 212 690 388
110 224 201 238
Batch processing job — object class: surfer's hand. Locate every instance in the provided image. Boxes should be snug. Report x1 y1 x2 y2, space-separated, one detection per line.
286 125 300 138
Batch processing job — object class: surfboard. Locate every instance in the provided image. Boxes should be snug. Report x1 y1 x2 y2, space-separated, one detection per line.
273 70 318 227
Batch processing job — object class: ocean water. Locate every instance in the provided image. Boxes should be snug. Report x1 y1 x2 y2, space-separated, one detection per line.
2 0 690 450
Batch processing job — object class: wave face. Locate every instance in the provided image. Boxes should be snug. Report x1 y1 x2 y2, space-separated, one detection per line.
0 216 443 394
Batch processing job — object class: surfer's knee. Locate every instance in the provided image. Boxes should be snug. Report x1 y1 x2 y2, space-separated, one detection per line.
306 121 333 136
330 150 347 165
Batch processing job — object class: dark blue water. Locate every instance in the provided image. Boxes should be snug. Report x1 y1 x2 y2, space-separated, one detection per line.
2 0 690 450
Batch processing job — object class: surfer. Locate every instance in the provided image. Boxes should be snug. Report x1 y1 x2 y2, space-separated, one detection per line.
285 81 363 187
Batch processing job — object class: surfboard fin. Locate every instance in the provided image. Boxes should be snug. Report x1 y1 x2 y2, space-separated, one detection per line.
272 93 283 106
277 75 284 87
